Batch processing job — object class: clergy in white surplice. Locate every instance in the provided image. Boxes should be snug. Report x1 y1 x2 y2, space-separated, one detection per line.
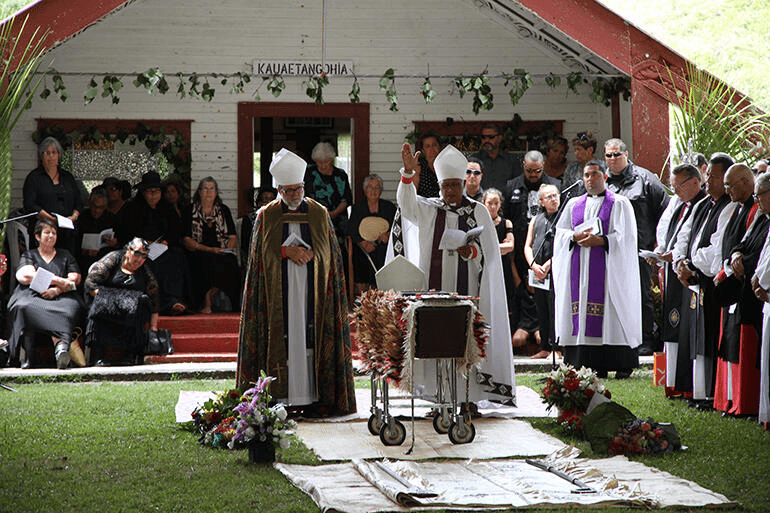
752 217 770 427
553 160 641 378
387 143 516 406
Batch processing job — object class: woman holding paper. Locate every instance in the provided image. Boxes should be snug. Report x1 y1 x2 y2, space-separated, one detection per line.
182 177 240 313
8 219 85 369
524 184 561 359
22 137 83 255
119 171 191 315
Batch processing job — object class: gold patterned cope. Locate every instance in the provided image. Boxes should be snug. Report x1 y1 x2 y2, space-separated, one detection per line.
260 199 332 399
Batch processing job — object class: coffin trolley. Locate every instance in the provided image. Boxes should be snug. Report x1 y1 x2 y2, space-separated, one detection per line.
355 290 488 449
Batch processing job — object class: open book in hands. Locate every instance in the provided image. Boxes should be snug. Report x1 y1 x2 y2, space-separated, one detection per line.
438 226 484 251
282 232 311 249
574 217 603 236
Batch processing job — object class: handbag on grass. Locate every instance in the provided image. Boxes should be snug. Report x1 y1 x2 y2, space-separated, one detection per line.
146 329 174 355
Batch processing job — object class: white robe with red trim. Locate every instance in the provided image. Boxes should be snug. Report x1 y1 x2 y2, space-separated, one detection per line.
385 179 516 404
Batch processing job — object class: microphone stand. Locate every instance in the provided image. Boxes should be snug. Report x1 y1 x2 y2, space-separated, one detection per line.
529 180 582 369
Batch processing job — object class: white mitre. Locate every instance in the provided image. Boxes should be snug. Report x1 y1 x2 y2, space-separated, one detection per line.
270 148 307 186
434 144 468 183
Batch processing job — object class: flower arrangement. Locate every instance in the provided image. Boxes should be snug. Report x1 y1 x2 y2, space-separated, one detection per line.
228 374 295 452
190 388 243 448
539 363 611 429
608 417 681 456
188 373 295 454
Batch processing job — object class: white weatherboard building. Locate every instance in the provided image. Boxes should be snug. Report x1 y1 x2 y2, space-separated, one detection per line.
7 0 700 215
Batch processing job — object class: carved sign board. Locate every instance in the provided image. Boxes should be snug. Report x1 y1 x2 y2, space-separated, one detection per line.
253 60 354 76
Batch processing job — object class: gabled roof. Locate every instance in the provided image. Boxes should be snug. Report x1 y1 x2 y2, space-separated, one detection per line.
2 0 755 110
3 0 131 68
473 0 758 111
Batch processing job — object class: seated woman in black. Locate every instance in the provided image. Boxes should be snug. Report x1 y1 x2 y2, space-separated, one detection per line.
117 171 191 315
75 185 118 275
8 219 85 369
182 176 240 313
85 238 160 366
347 174 396 295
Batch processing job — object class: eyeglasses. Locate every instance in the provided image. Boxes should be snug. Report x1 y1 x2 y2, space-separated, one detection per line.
280 185 304 194
753 189 770 200
43 150 59 156
724 177 747 190
480 134 497 140
672 176 695 192
577 132 589 141
605 152 624 158
524 166 543 173
466 169 482 176
131 248 149 258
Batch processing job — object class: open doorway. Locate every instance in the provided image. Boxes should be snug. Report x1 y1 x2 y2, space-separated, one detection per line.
237 102 369 217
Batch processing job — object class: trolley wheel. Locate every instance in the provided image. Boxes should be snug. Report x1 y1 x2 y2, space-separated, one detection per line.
448 420 476 444
379 419 407 446
367 414 383 436
432 411 452 434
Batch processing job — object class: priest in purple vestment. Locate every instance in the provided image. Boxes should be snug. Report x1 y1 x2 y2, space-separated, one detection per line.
553 160 641 378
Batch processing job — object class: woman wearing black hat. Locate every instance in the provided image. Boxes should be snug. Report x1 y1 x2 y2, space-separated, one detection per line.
116 171 192 315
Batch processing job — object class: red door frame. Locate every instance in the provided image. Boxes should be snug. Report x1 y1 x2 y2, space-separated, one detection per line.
237 102 370 217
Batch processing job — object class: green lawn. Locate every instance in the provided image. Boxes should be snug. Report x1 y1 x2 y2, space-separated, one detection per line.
1 373 768 512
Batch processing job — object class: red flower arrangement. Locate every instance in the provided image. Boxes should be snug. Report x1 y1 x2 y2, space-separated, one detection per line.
608 417 681 455
539 363 611 429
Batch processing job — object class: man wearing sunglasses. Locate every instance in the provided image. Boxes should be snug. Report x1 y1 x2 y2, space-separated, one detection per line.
464 158 484 202
472 123 523 193
604 138 670 356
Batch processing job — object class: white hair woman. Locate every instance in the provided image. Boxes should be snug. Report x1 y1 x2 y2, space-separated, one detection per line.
347 174 396 294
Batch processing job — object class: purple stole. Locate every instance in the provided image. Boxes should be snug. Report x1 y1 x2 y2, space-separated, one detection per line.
570 190 615 337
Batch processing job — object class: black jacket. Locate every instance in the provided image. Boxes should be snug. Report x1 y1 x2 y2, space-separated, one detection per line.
605 163 670 251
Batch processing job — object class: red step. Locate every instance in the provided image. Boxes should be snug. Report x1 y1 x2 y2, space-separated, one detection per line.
171 333 239 353
144 352 237 364
158 313 240 335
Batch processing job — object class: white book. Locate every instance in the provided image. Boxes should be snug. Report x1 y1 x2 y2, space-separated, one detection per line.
528 269 550 290
574 217 602 236
148 242 168 261
30 267 55 294
282 232 310 249
54 214 75 230
81 228 115 251
438 226 484 250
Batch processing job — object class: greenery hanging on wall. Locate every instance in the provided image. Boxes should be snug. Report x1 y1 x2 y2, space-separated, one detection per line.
379 68 399 112
305 73 329 104
454 73 493 114
31 66 634 116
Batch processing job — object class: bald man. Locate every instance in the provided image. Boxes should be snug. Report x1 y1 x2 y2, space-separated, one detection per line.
713 164 760 416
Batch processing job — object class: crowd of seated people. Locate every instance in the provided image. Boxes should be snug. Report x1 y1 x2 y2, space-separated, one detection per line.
4 132 769 385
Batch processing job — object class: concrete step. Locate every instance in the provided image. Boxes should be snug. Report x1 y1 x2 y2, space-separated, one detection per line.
158 313 240 335
170 333 239 354
144 352 237 364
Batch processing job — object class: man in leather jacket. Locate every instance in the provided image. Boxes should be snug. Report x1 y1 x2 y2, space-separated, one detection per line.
604 138 670 355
